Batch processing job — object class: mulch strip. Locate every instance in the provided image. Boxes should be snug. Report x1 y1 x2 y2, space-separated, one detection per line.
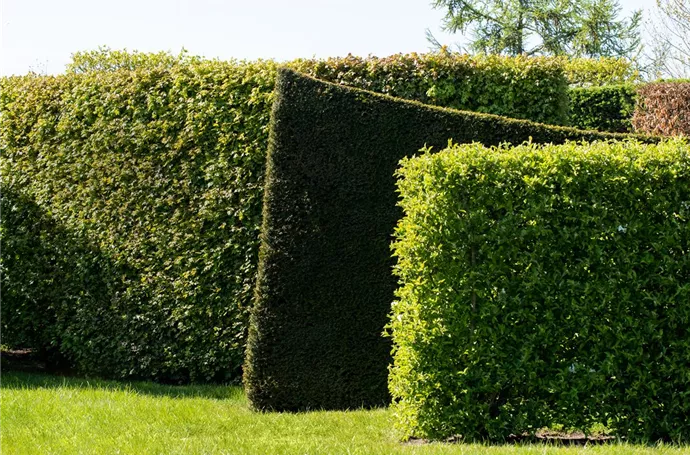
1 349 45 371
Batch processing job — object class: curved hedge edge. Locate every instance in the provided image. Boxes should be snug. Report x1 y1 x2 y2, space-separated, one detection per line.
291 52 570 126
243 68 659 412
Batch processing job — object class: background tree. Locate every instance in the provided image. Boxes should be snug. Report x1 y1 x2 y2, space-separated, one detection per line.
430 0 641 58
646 0 690 79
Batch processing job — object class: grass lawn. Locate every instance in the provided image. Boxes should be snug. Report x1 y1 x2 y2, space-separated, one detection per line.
1 371 686 455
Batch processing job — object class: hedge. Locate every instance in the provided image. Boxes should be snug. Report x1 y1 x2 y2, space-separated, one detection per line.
0 62 278 382
569 84 638 132
633 81 690 137
391 140 690 443
292 53 569 125
69 49 572 124
561 57 640 86
0 50 572 382
244 68 653 411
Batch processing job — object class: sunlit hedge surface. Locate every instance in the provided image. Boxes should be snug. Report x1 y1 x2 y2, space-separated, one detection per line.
391 140 690 443
561 56 640 86
1 62 278 382
292 53 570 125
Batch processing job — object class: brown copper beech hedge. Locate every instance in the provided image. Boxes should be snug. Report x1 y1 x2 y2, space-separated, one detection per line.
633 81 690 137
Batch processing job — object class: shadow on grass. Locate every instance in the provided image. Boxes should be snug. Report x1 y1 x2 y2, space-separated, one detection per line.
0 370 243 401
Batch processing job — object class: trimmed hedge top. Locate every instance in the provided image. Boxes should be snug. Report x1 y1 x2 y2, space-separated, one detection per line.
243 68 654 411
69 49 575 124
293 52 569 125
391 139 690 443
561 56 640 86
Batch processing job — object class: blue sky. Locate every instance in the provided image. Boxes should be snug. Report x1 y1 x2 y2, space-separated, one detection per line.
1 0 654 76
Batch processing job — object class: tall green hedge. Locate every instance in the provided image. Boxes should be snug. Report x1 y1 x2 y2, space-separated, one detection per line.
0 62 278 382
569 84 638 132
68 49 572 124
0 50 573 382
244 68 652 411
391 140 690 443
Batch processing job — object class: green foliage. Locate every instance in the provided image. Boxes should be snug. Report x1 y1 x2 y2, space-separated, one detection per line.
292 52 569 125
0 49 580 382
562 56 640 85
244 68 652 412
0 183 94 358
569 84 637 132
1 184 120 373
0 61 279 382
391 140 690 443
72 49 573 125
64 47 578 127
66 46 197 73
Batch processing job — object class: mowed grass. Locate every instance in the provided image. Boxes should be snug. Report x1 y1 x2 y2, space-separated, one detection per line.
1 371 686 455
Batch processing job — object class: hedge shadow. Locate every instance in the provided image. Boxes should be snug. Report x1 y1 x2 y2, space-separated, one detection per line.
1 186 117 370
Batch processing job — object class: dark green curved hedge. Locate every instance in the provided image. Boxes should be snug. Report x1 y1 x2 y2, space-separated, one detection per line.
569 84 638 132
391 140 690 443
244 68 653 411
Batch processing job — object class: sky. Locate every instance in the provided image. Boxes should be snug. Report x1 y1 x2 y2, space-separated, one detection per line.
1 0 655 76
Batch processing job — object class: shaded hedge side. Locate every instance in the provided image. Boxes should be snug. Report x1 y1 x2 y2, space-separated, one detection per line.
391 140 690 443
569 84 638 132
244 68 652 411
0 183 92 358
